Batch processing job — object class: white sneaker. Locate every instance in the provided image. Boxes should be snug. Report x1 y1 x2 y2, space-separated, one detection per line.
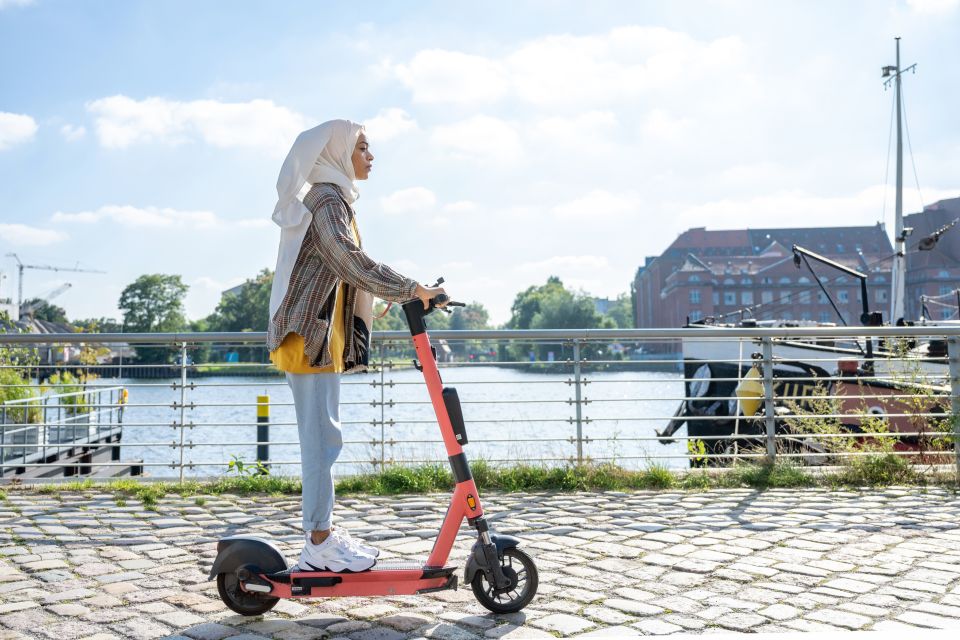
332 527 380 558
295 531 376 573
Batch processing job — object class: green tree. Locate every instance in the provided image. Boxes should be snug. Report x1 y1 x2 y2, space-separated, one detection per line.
206 269 273 332
504 276 609 361
20 298 69 324
605 293 634 328
118 274 189 363
73 317 123 333
448 302 492 358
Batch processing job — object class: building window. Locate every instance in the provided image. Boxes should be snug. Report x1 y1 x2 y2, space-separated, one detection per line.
783 312 793 320
712 292 720 306
799 291 811 304
723 278 736 286
939 270 950 278
778 277 791 284
798 277 811 284
838 290 849 303
874 275 886 283
819 311 831 323
762 291 773 304
818 291 828 304
689 310 703 322
689 289 701 304
689 275 700 283
740 277 753 285
724 292 736 305
944 309 955 320
761 277 773 285
742 291 753 305
779 291 791 303
940 285 953 296
837 244 844 252
801 311 812 321
877 289 888 302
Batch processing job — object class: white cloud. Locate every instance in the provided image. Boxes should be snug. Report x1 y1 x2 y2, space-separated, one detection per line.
677 186 960 231
380 187 437 214
641 109 694 140
363 107 417 142
51 205 267 230
0 223 67 246
517 255 612 273
393 49 508 104
60 124 86 142
86 95 307 153
530 111 618 144
442 201 480 214
552 190 641 219
907 0 959 13
0 112 38 150
431 115 522 163
393 27 747 109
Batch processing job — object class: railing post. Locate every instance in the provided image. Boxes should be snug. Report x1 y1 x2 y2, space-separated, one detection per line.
379 341 386 471
948 337 960 480
1 405 5 478
573 339 584 465
761 337 777 463
178 341 188 484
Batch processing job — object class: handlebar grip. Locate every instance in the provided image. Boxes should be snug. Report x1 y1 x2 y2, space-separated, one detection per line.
434 294 450 306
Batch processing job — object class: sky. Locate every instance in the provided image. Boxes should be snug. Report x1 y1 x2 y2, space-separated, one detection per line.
1 0 959 326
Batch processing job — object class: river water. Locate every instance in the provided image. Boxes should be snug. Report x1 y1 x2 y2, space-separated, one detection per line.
109 366 686 478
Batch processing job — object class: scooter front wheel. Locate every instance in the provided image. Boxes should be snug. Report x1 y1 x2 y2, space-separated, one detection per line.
216 572 279 616
471 547 538 614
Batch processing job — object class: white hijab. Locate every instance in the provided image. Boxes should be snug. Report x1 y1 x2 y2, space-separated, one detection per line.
269 119 363 320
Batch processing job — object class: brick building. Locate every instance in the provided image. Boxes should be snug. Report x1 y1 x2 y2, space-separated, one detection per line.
633 197 960 328
634 224 895 328
904 197 960 322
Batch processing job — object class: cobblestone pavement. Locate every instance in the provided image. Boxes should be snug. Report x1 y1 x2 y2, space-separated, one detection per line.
2 487 960 639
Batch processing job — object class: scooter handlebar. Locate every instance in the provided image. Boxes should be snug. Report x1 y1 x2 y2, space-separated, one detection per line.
433 294 465 309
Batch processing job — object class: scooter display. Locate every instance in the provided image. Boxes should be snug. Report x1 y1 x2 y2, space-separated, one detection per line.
209 288 538 615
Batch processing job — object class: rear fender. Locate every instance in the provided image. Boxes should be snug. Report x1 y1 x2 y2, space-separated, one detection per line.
208 535 288 580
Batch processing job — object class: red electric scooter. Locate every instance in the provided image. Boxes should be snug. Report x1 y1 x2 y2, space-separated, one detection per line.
209 290 538 615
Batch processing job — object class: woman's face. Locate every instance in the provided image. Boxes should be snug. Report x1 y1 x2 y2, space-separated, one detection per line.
352 133 373 180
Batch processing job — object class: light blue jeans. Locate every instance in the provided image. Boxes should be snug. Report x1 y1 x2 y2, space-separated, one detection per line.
286 372 342 532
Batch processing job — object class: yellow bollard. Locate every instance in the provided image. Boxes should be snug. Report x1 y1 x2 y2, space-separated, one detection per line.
257 394 270 464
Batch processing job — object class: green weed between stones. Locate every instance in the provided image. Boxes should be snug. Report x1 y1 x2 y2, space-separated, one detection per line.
10 457 960 499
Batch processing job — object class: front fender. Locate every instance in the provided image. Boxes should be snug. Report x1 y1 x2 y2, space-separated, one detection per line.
464 533 521 585
208 535 288 580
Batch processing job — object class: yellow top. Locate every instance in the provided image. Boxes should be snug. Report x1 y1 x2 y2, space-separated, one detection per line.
269 218 359 374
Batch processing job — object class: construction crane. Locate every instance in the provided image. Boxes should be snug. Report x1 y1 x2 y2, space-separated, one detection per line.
5 253 106 315
20 282 73 318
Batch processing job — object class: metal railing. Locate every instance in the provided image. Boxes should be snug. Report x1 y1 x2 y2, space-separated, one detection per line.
0 325 958 481
1 385 126 477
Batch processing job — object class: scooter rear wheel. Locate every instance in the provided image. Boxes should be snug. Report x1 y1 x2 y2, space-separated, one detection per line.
471 547 538 614
216 572 279 616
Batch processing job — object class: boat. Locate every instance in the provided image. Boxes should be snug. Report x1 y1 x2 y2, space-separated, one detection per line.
657 38 956 465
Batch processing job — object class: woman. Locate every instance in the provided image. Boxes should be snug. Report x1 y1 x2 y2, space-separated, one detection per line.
267 119 445 572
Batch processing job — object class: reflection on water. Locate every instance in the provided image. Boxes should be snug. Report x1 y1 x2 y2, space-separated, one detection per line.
111 366 685 478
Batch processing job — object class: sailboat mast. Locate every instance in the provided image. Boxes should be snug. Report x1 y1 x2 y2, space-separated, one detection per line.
890 37 906 324
881 36 917 324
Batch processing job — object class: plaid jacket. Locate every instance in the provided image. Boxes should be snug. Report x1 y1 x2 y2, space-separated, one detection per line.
267 183 418 372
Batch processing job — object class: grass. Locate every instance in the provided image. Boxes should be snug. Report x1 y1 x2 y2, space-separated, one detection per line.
7 456 957 500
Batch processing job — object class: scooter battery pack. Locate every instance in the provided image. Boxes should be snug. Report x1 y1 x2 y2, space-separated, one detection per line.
442 387 468 445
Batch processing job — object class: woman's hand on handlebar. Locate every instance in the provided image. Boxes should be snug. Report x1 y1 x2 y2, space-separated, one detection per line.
415 283 447 309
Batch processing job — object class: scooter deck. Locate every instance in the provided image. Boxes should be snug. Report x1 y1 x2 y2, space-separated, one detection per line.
259 563 458 598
